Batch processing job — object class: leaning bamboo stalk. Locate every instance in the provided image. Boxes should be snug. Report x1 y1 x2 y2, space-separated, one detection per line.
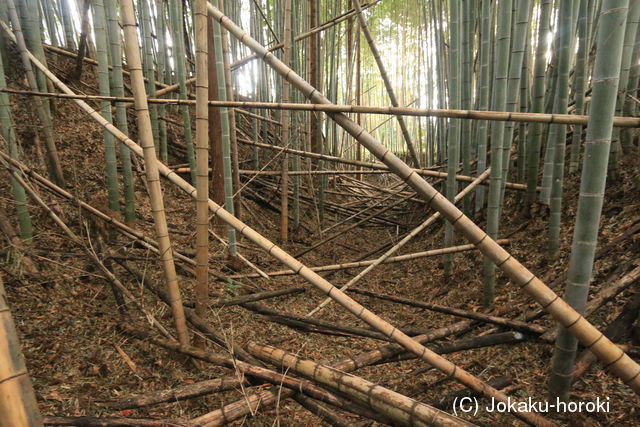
246 343 473 427
0 275 43 427
226 239 510 280
352 0 420 167
194 0 209 322
6 0 65 187
3 88 640 127
206 3 640 397
117 0 190 346
307 168 492 317
3 18 622 427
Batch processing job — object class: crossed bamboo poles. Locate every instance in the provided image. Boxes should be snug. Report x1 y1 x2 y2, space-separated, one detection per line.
2 5 639 426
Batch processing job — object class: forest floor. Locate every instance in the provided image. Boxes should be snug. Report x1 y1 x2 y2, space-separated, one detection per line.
1 52 640 426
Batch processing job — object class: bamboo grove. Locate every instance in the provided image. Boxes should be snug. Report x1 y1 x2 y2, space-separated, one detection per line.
0 0 639 425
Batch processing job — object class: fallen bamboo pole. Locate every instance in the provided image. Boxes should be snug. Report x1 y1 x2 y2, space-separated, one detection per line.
226 239 510 279
3 88 638 127
206 3 640 400
100 376 244 410
349 288 546 335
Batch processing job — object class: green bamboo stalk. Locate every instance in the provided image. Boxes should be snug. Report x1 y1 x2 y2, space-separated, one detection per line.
548 0 577 258
549 0 629 400
500 0 531 205
474 0 492 213
194 0 209 321
611 0 640 168
460 0 472 216
517 28 531 184
0 38 32 239
156 0 168 163
59 0 75 50
623 24 640 161
92 0 120 214
524 0 552 212
443 0 462 280
569 0 591 173
212 0 237 255
6 0 65 188
482 0 512 307
169 0 197 184
105 0 136 224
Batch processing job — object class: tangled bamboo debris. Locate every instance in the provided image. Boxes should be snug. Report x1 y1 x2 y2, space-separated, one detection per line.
2 18 551 426
307 167 493 316
206 2 640 401
4 88 640 127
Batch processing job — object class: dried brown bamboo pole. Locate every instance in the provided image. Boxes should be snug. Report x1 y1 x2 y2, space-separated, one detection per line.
307 168 492 316
0 275 43 427
5 88 638 127
194 0 209 326
245 343 473 427
5 0 65 187
226 239 510 279
351 0 420 167
204 320 475 426
280 0 292 241
118 0 190 346
42 416 185 426
206 3 640 397
101 377 244 410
